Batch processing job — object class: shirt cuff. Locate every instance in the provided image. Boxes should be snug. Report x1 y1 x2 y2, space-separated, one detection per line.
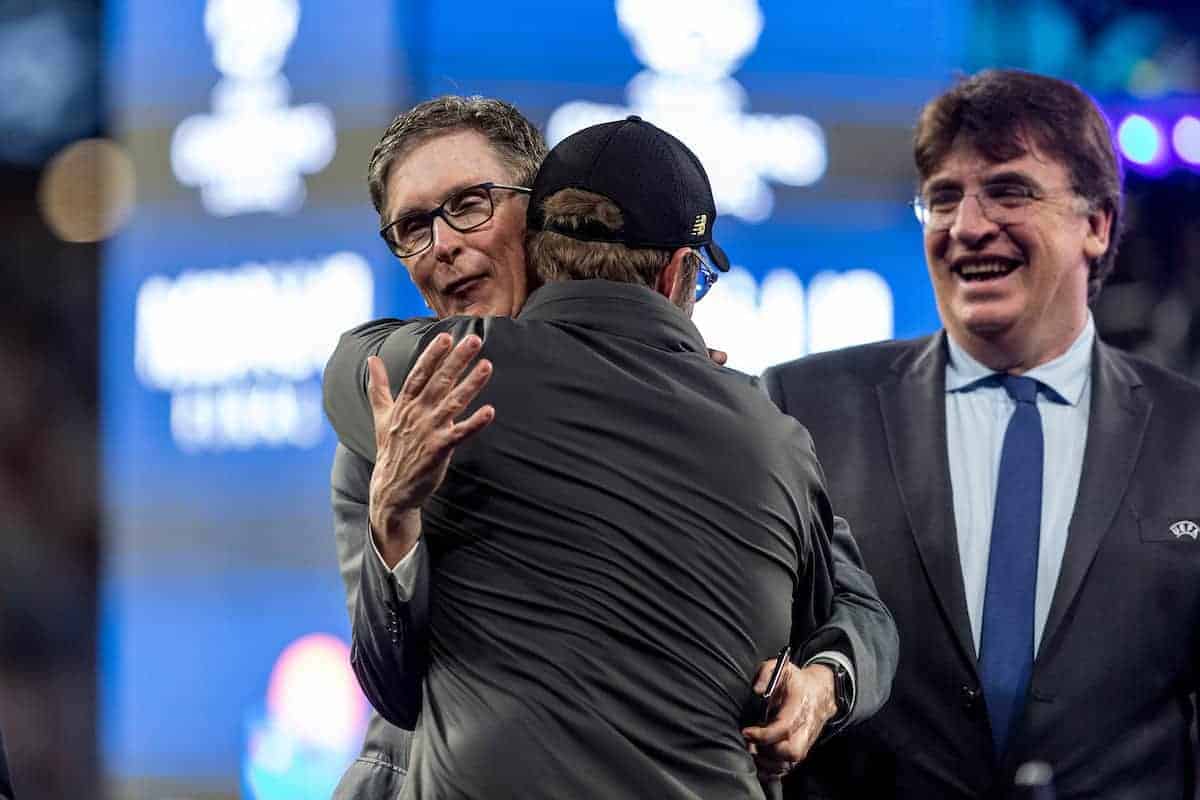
804 649 856 725
370 529 425 601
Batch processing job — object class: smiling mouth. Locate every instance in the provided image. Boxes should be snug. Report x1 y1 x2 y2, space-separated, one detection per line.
952 259 1023 282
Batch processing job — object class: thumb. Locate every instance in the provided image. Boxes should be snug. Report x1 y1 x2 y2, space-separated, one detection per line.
753 660 775 694
366 356 392 414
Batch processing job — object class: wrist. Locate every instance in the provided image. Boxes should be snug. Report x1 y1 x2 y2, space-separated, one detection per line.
370 507 422 568
807 657 852 723
803 662 839 719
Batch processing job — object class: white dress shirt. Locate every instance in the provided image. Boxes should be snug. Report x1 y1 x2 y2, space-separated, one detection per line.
945 316 1094 655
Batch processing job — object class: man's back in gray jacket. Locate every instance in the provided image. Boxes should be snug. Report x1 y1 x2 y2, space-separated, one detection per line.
325 280 840 799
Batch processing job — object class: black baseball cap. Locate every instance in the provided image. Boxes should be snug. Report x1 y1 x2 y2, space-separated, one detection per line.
528 115 730 272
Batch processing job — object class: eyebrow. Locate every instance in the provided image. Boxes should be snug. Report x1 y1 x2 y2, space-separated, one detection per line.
923 170 1044 194
388 180 486 222
981 170 1042 189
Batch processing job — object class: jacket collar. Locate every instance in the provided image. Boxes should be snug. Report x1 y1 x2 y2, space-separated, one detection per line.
517 279 707 355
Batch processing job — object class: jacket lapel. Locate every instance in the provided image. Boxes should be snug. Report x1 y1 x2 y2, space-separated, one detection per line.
1036 341 1151 656
876 333 979 672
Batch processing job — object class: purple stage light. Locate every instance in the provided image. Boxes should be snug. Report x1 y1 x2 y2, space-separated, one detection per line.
1173 116 1200 166
1117 114 1165 166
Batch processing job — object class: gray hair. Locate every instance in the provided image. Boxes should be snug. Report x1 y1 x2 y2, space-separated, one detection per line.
367 95 548 221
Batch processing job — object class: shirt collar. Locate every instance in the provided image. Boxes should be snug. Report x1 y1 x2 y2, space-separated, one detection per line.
945 314 1094 406
516 279 707 355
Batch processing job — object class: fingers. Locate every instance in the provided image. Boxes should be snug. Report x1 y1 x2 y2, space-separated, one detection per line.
398 332 455 403
707 347 728 366
755 754 795 778
438 359 494 430
751 659 777 694
743 713 793 747
409 334 483 409
447 404 496 446
746 710 819 764
743 661 823 765
749 735 799 779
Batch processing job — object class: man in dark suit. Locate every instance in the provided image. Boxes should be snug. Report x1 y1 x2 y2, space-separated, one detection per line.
765 68 1200 799
324 116 845 798
330 97 897 796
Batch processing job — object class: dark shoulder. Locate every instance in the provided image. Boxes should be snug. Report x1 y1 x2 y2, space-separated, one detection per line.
1105 343 1200 411
764 336 934 388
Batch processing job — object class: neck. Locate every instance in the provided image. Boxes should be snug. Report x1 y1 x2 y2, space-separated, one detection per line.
951 314 1087 375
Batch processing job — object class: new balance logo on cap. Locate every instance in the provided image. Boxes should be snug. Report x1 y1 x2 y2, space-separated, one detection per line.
691 214 707 236
1169 520 1199 540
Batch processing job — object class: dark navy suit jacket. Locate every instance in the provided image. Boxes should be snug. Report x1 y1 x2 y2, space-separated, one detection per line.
766 333 1200 800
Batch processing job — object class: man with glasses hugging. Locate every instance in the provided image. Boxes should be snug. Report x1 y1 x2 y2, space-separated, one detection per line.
765 69 1200 799
325 99 897 798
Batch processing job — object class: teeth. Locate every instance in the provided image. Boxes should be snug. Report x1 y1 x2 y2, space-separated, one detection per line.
958 261 1016 276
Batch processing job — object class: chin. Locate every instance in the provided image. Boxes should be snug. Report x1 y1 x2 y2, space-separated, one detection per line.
461 300 506 317
954 297 1024 333
958 309 1022 340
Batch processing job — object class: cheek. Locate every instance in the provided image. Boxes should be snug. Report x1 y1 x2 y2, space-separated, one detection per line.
923 230 945 262
924 235 948 283
406 262 439 303
405 263 427 290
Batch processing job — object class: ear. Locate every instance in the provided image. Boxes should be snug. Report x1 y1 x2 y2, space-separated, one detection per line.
654 247 692 302
1082 203 1114 262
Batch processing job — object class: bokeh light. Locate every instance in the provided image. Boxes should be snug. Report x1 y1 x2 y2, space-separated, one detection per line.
37 137 136 242
265 633 365 751
1172 116 1200 166
1117 114 1164 166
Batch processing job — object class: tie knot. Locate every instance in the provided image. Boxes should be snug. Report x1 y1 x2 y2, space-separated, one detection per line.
999 374 1039 404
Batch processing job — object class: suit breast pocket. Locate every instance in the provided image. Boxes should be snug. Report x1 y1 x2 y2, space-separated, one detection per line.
1137 513 1200 544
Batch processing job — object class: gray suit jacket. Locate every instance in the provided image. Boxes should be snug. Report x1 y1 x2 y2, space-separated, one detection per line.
326 280 839 798
764 333 1200 799
330 445 898 796
327 284 898 797
330 442 413 798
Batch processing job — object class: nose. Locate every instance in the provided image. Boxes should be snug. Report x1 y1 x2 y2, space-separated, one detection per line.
948 193 1000 247
430 215 465 263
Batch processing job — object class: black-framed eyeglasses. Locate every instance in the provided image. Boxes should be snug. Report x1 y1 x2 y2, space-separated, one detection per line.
910 182 1078 232
694 250 719 302
380 182 531 259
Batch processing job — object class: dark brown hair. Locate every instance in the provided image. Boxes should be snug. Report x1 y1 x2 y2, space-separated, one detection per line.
527 189 698 303
367 96 547 221
914 69 1123 300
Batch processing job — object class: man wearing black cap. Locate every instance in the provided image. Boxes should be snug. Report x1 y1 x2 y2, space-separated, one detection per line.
324 116 842 798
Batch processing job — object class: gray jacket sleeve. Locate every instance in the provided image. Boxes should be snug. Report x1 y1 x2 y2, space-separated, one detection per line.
331 443 373 622
805 515 898 728
328 438 430 729
761 369 899 729
329 443 417 784
323 317 446 729
324 315 489 728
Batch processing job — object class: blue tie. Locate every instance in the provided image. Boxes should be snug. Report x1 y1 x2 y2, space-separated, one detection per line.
979 374 1043 755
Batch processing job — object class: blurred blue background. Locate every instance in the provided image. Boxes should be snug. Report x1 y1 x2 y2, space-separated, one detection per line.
0 0 1198 798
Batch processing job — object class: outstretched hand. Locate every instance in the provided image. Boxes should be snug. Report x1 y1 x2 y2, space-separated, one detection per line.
366 333 495 566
